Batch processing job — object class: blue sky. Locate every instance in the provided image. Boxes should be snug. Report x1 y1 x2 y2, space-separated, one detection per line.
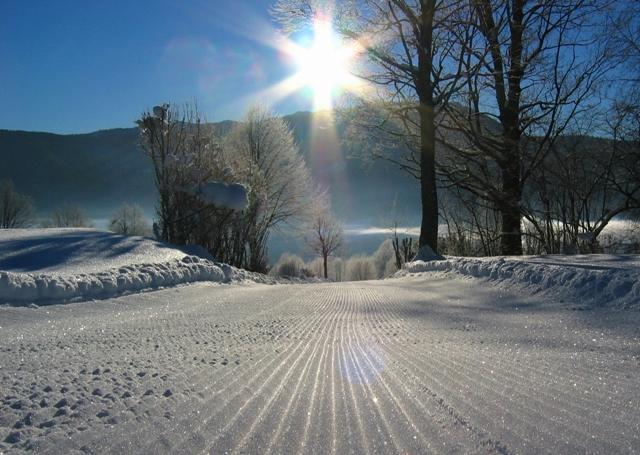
0 0 314 133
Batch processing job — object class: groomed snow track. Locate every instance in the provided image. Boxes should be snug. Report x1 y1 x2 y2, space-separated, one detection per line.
1 276 639 454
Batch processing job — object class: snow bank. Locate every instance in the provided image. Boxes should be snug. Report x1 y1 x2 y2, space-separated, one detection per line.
0 228 288 305
0 256 284 305
0 256 251 304
399 255 640 308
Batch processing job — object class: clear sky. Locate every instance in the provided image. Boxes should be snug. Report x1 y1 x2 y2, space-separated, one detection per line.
0 0 315 134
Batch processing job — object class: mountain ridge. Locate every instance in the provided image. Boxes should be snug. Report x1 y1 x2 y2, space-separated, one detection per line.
0 111 420 225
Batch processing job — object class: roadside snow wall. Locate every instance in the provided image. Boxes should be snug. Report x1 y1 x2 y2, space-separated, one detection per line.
399 257 640 309
0 256 278 305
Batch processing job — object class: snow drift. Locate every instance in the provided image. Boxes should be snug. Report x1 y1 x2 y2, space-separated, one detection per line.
0 256 282 305
0 229 277 305
399 255 640 308
0 228 186 275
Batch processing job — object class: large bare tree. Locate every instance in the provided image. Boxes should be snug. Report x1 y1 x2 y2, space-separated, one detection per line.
438 0 610 254
272 0 470 255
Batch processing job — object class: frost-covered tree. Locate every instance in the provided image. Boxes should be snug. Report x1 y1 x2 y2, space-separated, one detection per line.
109 203 149 236
305 192 343 279
0 179 34 228
227 106 313 272
137 103 312 272
373 239 397 278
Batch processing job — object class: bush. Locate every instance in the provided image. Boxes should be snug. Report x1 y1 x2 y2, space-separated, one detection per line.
270 253 307 278
346 256 377 281
109 203 149 236
373 239 397 278
49 204 91 227
0 179 34 228
332 257 345 282
305 257 324 278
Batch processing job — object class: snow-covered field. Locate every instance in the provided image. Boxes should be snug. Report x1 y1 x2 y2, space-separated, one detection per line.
0 229 278 305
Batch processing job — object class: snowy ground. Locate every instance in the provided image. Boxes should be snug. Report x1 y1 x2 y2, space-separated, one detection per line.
1 274 639 453
0 229 188 276
1 229 639 453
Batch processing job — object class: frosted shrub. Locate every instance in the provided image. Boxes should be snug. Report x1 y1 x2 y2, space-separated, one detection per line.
332 257 345 282
346 256 376 281
306 257 325 278
373 239 396 278
271 253 306 278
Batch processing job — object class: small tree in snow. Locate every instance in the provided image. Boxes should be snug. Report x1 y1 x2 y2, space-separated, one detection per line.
306 193 343 279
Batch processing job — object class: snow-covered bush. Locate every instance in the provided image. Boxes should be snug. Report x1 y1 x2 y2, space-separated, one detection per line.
332 257 345 282
373 239 397 278
346 256 377 281
305 257 324 278
270 253 307 278
48 204 91 228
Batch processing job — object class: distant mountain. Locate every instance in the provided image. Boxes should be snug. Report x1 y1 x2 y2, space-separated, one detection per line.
0 112 420 225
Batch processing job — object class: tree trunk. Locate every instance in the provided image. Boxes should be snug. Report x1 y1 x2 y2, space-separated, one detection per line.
323 254 328 279
499 196 523 255
499 146 523 255
417 1 438 254
418 103 439 253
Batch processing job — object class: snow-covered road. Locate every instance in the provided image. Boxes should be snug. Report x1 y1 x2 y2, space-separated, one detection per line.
1 275 639 454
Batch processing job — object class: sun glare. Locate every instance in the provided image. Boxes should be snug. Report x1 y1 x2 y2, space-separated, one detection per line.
290 19 360 110
242 14 370 116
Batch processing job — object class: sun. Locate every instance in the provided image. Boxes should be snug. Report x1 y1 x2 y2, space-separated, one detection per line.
244 15 368 114
290 18 360 110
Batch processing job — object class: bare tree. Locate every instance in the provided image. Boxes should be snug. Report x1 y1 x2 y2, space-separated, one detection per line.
272 0 471 255
438 187 502 256
109 203 149 236
137 103 224 245
306 193 343 279
0 179 34 228
524 133 640 253
50 204 91 228
137 103 246 266
437 0 610 255
607 1 640 83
